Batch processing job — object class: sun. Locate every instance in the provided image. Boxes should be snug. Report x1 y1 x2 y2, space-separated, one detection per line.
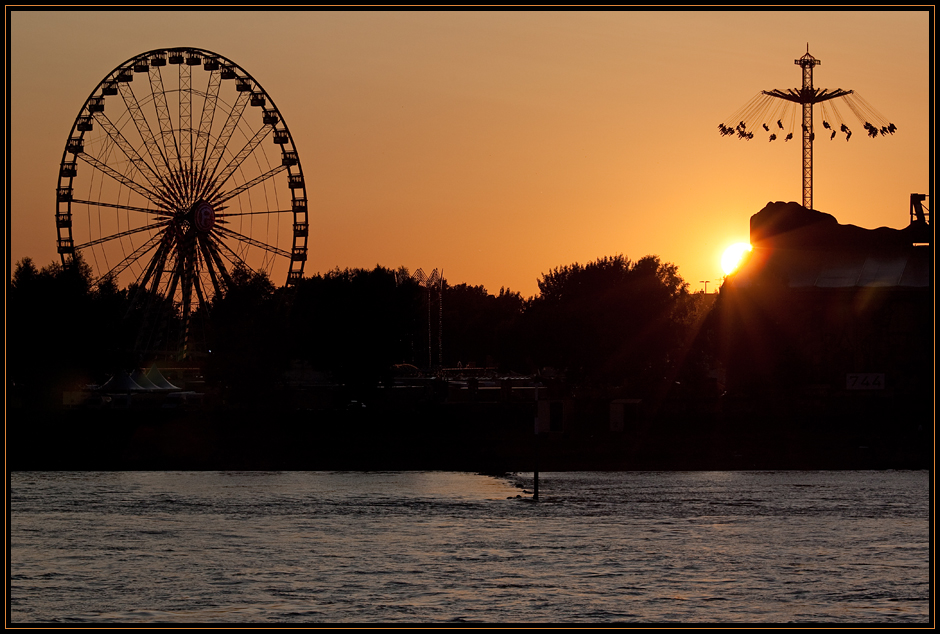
721 242 752 275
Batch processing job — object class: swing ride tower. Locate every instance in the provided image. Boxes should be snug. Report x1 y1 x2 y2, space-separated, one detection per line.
762 48 851 210
719 45 896 211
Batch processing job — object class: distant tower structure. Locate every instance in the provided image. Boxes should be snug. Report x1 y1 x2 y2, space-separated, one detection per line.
719 45 897 211
412 268 443 368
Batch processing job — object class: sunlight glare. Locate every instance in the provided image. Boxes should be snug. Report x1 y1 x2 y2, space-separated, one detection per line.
721 242 752 275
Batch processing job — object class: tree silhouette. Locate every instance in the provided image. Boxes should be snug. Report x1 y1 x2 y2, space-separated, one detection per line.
288 266 422 401
9 255 105 402
204 266 290 404
525 254 691 391
442 283 525 370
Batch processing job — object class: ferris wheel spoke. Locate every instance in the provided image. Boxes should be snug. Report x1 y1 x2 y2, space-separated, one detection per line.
71 198 172 217
200 236 235 289
164 169 192 207
213 225 291 259
207 231 256 274
213 164 287 205
175 161 196 204
164 267 182 313
77 151 173 210
198 237 226 296
74 221 170 250
91 112 167 195
117 80 170 181
203 89 251 185
168 241 196 348
139 234 177 299
165 232 195 307
174 235 198 312
192 273 209 316
193 70 221 174
179 274 194 346
125 244 168 313
94 230 165 287
218 208 290 218
202 124 273 201
179 62 193 171
148 65 180 173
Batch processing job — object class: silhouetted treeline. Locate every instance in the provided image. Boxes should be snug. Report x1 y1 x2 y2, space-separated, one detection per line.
9 253 713 404
9 256 141 404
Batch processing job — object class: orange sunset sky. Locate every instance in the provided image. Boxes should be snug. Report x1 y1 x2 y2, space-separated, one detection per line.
8 10 931 297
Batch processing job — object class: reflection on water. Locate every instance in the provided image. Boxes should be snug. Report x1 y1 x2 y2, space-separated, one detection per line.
10 471 929 624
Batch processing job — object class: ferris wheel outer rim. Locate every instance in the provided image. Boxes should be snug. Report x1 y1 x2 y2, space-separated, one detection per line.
55 46 308 295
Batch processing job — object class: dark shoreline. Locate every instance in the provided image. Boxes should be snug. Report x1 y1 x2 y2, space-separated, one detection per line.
8 397 931 472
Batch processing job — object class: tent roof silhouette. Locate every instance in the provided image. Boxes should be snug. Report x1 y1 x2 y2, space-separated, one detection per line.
130 368 160 391
99 372 145 392
146 365 180 390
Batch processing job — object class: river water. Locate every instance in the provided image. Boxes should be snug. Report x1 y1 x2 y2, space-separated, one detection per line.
9 470 929 624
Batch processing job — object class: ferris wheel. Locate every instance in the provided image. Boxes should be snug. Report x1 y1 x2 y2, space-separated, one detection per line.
55 47 308 358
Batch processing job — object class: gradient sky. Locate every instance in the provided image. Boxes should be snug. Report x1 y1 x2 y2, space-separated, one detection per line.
8 10 931 297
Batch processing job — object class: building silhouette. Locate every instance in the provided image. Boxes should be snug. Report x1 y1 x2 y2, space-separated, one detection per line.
715 200 931 419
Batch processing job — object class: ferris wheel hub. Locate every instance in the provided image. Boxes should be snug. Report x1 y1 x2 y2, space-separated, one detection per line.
191 200 215 233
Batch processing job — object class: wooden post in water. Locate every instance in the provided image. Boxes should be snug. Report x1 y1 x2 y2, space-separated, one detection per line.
534 386 544 501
